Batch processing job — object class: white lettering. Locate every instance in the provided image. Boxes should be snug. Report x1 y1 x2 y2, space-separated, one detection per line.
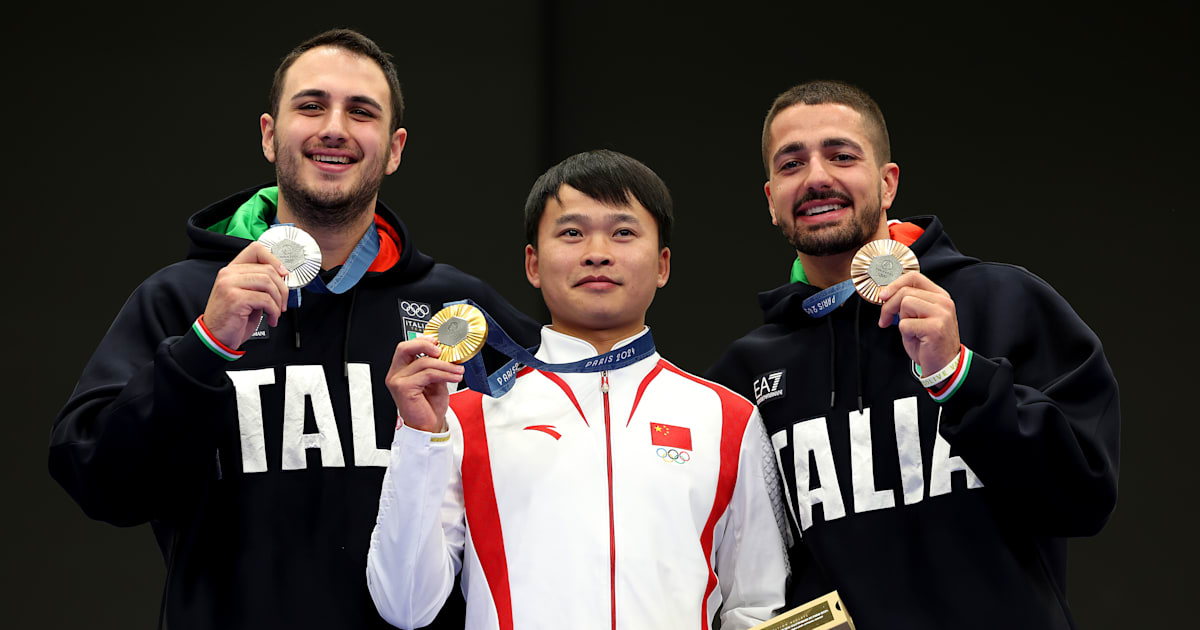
930 408 983 496
849 408 895 513
893 396 925 505
281 365 346 470
348 363 389 467
791 418 846 530
229 368 275 474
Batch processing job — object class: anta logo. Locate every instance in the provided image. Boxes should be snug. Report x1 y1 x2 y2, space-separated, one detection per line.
771 396 983 532
523 425 562 440
227 364 391 473
753 370 786 405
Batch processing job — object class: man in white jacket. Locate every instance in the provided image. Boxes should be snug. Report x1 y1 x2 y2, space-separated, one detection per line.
367 150 788 630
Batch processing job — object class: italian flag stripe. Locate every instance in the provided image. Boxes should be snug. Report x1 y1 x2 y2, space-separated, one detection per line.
193 316 244 361
929 346 972 402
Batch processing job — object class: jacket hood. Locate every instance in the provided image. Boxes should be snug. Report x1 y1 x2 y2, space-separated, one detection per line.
184 182 436 282
759 215 980 326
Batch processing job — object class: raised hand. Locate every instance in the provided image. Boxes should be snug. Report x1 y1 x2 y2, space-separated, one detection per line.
385 336 465 433
877 272 961 383
201 242 290 350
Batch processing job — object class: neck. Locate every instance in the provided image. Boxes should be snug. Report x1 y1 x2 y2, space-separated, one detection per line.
798 249 858 289
276 196 377 270
548 321 646 354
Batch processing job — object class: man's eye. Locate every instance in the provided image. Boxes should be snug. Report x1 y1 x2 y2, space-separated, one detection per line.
351 108 375 118
299 103 322 111
614 229 635 237
561 228 581 237
780 160 802 171
832 153 857 162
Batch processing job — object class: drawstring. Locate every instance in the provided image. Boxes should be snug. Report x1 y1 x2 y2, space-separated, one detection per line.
826 317 836 409
854 298 864 414
343 284 359 377
290 308 301 349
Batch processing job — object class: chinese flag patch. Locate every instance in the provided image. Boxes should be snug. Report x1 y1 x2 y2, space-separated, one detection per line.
650 423 692 450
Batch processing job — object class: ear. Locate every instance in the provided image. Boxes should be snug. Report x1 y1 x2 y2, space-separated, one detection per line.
656 247 671 288
879 162 900 212
524 244 541 288
764 180 779 226
385 127 407 175
260 114 277 164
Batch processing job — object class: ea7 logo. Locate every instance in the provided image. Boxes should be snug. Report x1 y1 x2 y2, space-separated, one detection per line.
753 370 786 405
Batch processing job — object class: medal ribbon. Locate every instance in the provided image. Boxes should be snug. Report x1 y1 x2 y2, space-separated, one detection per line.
801 281 856 318
273 220 380 307
446 299 656 398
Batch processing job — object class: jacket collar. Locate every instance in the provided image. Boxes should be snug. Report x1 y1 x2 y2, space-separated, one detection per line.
533 326 653 365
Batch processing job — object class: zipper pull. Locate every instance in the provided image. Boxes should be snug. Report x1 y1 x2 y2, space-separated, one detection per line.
600 370 609 394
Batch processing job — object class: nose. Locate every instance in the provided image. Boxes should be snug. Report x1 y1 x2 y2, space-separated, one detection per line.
319 109 349 144
582 237 613 267
804 157 835 191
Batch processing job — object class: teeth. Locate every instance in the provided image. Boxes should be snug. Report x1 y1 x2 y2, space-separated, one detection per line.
803 203 842 216
312 155 350 164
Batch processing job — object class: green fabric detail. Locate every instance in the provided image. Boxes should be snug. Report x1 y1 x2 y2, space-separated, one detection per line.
208 187 279 239
790 257 809 284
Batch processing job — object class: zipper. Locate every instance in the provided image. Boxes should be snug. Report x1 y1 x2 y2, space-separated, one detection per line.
601 370 616 630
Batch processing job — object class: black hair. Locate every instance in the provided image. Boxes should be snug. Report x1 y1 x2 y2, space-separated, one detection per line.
270 28 404 133
762 80 890 174
524 150 673 248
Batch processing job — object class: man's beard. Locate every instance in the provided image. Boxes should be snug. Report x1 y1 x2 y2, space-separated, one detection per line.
782 188 883 257
274 142 388 231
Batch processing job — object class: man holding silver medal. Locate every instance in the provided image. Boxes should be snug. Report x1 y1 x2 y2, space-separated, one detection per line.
706 80 1121 628
48 29 537 629
367 150 789 629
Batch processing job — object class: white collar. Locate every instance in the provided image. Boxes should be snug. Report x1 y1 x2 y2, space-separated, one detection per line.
533 326 651 365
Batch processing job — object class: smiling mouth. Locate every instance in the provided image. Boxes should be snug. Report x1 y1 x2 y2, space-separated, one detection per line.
309 154 354 165
796 201 848 217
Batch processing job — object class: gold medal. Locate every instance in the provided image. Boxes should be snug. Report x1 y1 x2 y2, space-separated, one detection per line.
423 303 488 364
850 239 920 305
257 225 322 289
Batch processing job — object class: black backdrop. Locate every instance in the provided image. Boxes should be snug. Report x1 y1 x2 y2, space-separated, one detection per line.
7 2 1195 627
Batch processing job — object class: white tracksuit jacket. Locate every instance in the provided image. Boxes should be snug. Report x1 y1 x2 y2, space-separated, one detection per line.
367 327 788 630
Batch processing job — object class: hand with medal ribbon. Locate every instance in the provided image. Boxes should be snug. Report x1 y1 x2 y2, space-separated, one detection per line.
800 239 961 386
200 226 305 351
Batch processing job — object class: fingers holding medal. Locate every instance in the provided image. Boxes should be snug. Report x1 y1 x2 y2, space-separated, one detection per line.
423 303 489 364
859 240 960 377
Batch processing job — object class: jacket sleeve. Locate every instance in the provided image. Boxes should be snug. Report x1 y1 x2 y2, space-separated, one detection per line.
367 413 466 629
715 409 789 630
48 270 232 526
937 266 1120 536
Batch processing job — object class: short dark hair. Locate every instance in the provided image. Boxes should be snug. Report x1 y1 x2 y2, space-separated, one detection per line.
269 29 405 133
761 80 890 174
524 150 674 249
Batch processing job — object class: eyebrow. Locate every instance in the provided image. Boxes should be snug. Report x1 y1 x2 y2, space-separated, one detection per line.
290 89 384 112
772 137 865 162
555 212 642 226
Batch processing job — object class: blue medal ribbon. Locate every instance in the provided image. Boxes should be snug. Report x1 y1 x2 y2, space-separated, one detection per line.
802 280 856 318
801 279 898 325
273 221 380 308
447 299 656 398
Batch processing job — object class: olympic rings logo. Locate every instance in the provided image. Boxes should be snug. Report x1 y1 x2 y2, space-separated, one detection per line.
401 301 431 318
657 447 690 464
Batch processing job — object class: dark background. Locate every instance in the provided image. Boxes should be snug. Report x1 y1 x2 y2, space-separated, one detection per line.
6 2 1194 627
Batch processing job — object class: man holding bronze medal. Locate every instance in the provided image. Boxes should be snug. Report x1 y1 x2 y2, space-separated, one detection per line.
706 81 1120 629
367 150 789 629
48 29 537 629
